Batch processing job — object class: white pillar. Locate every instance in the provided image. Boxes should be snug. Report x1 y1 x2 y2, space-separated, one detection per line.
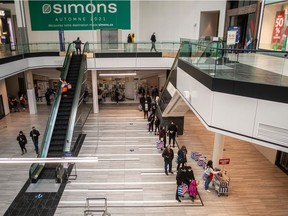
212 133 224 168
24 70 37 114
91 70 99 113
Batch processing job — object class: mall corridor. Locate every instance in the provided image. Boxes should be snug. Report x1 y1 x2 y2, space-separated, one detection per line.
0 104 287 215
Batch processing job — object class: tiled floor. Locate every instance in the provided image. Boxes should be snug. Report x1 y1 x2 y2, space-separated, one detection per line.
1 102 288 216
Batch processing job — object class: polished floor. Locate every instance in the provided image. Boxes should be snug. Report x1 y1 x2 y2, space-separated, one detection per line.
1 104 288 216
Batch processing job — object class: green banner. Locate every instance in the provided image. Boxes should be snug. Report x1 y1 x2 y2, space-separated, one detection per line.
28 0 130 31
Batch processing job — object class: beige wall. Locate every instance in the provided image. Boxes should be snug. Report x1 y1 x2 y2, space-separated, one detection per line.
0 79 10 115
253 144 277 164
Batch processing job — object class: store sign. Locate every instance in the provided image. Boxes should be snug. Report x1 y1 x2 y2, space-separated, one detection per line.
227 30 237 46
219 158 230 165
271 11 285 44
28 0 131 31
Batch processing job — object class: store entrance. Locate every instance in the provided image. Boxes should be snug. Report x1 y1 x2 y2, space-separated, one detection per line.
101 29 118 50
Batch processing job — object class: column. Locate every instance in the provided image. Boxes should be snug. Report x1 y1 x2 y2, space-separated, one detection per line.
15 0 29 51
24 70 37 114
212 133 225 168
91 70 99 113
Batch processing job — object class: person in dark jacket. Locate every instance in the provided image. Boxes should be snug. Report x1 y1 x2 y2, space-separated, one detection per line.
127 34 132 43
162 145 174 175
148 112 155 134
30 126 40 155
177 145 187 170
150 32 157 52
154 116 160 135
167 121 178 147
159 126 167 148
17 131 27 155
73 37 83 55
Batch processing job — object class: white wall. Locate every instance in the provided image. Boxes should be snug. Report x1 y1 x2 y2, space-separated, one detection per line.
176 67 288 153
19 0 226 43
138 1 226 42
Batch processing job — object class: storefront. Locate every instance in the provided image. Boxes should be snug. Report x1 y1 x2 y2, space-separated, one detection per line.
0 8 15 51
259 0 288 51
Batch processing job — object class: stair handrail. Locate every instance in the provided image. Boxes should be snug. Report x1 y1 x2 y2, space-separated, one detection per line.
64 42 89 153
29 43 74 181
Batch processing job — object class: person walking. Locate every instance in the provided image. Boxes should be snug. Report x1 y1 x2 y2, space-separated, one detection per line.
167 121 178 148
17 131 27 155
154 116 160 135
203 160 221 192
150 32 157 52
30 126 40 155
73 37 83 55
176 145 187 170
148 112 155 134
162 144 174 175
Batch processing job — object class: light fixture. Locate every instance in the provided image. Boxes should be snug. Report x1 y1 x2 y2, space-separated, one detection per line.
0 157 98 164
99 73 136 76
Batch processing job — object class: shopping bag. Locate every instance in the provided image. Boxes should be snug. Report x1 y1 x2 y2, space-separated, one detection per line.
177 184 188 196
156 140 164 149
62 86 68 92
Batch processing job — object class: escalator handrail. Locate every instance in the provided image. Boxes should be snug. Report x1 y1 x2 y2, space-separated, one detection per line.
158 48 181 107
63 42 89 153
29 43 74 179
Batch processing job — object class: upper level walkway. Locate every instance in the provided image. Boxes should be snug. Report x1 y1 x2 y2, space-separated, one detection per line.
1 41 288 152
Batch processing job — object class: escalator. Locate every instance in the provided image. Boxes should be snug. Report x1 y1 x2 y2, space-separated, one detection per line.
29 43 89 183
37 54 83 180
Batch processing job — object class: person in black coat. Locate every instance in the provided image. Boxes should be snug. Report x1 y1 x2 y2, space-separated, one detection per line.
162 145 174 175
177 145 187 170
30 126 40 155
167 121 178 147
17 131 27 155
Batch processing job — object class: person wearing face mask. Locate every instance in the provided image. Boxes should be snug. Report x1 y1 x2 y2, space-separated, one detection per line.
17 131 27 155
30 126 40 155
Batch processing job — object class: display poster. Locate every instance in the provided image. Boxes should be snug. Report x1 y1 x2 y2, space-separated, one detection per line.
227 30 237 46
271 11 285 44
227 26 240 44
245 13 256 49
28 0 131 31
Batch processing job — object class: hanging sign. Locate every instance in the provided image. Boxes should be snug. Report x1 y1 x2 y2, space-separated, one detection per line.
271 11 285 44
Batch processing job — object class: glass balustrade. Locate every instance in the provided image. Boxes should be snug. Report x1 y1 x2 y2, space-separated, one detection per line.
179 39 288 87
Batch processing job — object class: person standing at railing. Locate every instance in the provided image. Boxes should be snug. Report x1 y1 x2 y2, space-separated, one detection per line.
127 34 132 43
73 37 83 55
150 32 157 52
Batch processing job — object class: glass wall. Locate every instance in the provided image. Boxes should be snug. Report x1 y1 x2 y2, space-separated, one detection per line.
259 1 288 51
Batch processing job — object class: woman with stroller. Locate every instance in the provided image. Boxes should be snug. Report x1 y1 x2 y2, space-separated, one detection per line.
203 160 221 192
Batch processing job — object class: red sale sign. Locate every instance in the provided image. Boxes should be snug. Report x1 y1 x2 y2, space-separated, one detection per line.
271 11 285 44
219 158 230 165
